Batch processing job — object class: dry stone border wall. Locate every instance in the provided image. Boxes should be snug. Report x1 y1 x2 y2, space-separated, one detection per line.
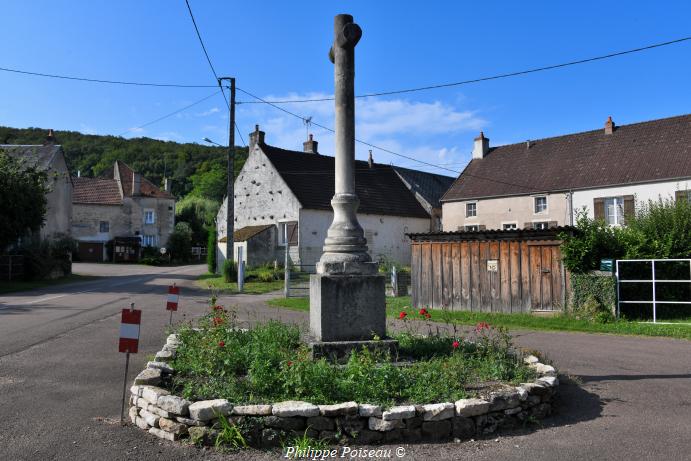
129 334 559 446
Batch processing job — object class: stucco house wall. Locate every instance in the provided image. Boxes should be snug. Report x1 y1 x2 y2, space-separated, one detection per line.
42 152 73 239
443 193 569 231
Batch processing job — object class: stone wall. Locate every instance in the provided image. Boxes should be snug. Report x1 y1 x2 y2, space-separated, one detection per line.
129 335 559 447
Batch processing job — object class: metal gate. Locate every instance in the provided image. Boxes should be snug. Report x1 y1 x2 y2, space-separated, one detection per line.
616 259 691 322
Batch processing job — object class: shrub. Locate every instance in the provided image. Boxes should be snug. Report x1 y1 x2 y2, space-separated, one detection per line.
570 272 616 323
223 259 238 282
560 209 626 273
624 197 691 259
207 227 217 274
167 222 193 263
21 233 76 280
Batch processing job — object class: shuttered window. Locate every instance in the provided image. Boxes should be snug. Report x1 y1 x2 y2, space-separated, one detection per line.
595 195 634 225
279 221 298 246
675 190 690 203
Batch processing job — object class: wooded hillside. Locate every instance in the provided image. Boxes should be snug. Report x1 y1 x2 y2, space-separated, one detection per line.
0 126 248 201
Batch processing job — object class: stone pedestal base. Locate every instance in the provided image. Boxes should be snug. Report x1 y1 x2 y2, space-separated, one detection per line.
309 273 386 342
308 338 399 363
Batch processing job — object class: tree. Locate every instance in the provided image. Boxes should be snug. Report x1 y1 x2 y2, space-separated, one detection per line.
175 195 220 245
167 222 193 263
0 151 49 249
189 166 227 202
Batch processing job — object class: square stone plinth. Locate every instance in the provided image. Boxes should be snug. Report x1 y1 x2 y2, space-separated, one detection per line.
309 338 398 363
310 273 385 342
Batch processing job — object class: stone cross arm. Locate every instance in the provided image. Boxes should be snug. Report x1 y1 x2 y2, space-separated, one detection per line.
328 15 362 63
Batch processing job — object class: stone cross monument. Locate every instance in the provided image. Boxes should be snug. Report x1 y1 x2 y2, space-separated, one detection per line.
309 14 390 356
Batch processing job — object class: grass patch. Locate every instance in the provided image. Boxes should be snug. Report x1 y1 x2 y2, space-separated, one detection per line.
0 274 99 295
267 295 691 341
197 273 283 295
170 310 535 407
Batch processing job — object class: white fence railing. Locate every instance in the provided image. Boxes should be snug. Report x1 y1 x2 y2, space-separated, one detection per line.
616 259 691 322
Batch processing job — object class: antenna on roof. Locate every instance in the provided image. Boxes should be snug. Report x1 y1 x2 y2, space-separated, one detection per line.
303 116 312 140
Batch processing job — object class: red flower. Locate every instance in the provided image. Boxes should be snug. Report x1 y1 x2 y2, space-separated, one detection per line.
212 305 223 311
424 312 432 319
418 308 428 316
452 340 460 349
218 341 225 347
213 317 225 326
475 321 490 332
287 361 293 367
399 311 407 319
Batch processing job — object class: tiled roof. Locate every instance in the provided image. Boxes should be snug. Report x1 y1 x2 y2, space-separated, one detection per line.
114 160 174 199
443 113 691 201
392 166 455 209
1 144 61 170
219 224 274 243
260 144 430 219
72 177 122 205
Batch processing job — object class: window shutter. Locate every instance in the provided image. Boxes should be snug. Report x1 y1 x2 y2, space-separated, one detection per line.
593 198 605 220
286 222 298 245
623 195 635 224
676 190 688 203
548 221 558 228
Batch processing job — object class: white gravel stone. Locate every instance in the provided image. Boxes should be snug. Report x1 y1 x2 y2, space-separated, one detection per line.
140 386 170 405
134 368 162 386
139 408 160 428
516 387 529 401
368 417 405 431
272 400 320 417
232 405 273 416
538 376 559 387
188 399 233 421
382 405 415 420
319 401 358 416
524 355 540 364
149 427 176 441
155 350 175 362
129 406 138 424
135 416 150 430
145 404 172 419
157 395 191 416
455 398 490 417
531 363 556 375
420 402 455 421
147 361 174 374
159 417 188 435
359 404 382 417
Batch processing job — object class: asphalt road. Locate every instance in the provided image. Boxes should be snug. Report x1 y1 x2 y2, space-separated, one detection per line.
0 263 689 461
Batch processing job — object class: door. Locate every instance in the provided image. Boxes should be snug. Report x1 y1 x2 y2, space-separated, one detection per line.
78 242 104 262
528 241 564 311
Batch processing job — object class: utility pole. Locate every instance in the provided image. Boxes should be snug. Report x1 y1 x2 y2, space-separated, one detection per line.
219 77 236 268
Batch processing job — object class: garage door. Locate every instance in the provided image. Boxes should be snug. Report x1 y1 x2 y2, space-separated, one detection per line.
78 242 104 262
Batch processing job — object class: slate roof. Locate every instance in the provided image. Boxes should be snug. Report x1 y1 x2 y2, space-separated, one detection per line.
72 177 122 205
392 166 455 209
1 144 62 170
219 224 274 243
260 144 431 218
442 113 691 201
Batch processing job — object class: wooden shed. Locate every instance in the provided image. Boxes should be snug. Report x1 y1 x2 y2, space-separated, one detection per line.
409 228 574 313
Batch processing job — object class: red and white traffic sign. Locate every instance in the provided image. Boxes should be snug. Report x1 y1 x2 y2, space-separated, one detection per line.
119 308 141 353
166 285 179 311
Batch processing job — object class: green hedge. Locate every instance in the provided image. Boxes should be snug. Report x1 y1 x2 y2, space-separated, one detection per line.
570 272 616 323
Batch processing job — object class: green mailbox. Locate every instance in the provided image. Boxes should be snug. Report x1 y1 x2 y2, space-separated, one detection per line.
600 259 613 272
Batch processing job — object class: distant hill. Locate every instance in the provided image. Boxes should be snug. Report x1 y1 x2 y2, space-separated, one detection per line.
0 126 248 201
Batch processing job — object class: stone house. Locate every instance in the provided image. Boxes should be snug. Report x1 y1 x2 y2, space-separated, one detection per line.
442 114 691 231
71 161 175 262
216 126 453 270
1 131 73 240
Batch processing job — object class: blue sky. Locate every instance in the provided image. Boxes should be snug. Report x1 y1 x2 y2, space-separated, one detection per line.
1 1 690 176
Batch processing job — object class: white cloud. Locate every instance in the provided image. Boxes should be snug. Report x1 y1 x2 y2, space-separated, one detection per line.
195 107 221 117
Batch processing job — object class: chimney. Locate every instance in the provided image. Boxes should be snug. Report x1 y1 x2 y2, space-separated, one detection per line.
164 178 172 192
368 150 373 168
132 172 142 196
44 129 56 145
248 124 265 151
303 134 319 154
472 131 490 159
604 116 615 135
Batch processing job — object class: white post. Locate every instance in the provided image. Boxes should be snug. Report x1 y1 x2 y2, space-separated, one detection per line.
237 246 244 293
284 226 290 298
651 260 657 323
391 265 398 297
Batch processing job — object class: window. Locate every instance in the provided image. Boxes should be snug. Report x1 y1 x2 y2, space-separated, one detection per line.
604 197 625 226
465 225 479 231
99 221 109 233
534 196 548 214
466 202 477 217
502 223 517 230
533 222 549 230
675 189 690 203
278 222 298 246
144 210 156 224
142 235 156 247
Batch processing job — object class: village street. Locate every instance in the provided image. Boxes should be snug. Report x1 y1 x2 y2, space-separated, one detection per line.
0 263 688 460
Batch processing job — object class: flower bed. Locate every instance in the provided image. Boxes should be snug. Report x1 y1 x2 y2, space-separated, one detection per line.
128 306 559 448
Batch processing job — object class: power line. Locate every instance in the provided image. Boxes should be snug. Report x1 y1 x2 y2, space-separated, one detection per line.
118 90 221 136
236 35 691 104
0 65 216 88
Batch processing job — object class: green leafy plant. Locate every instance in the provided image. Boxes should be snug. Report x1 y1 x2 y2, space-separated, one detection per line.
214 413 247 449
223 259 238 283
284 429 329 458
207 226 217 273
559 209 626 273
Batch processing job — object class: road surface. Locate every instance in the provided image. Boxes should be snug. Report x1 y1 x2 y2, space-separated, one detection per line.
0 263 689 460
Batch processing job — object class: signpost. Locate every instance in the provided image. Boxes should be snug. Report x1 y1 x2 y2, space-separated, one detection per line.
166 284 179 325
119 303 141 425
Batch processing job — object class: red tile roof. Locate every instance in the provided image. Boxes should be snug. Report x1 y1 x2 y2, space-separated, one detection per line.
72 177 122 205
114 160 174 199
442 113 691 201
